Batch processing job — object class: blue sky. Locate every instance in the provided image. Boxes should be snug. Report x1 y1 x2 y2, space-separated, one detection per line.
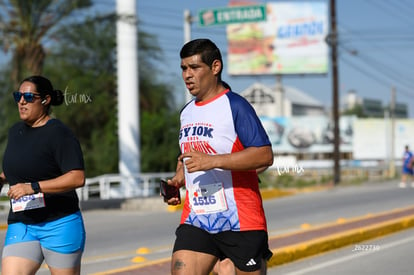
133 0 414 117
3 0 412 117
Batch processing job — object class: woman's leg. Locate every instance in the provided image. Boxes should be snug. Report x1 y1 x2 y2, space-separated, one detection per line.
2 256 41 275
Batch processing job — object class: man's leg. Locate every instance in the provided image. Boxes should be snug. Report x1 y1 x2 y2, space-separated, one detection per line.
215 230 272 275
212 258 269 275
400 172 408 187
212 258 236 275
260 258 268 275
172 249 218 275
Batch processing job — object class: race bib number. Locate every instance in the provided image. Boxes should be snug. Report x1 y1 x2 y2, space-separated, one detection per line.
189 182 228 214
11 193 46 212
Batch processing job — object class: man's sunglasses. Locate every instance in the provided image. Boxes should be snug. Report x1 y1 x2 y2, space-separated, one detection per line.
13 91 42 103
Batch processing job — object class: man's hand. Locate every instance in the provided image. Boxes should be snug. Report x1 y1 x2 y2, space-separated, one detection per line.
162 175 184 205
179 146 273 172
179 147 215 173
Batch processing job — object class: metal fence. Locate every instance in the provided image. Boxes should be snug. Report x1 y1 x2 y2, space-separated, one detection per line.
77 172 175 201
0 162 399 206
78 163 396 201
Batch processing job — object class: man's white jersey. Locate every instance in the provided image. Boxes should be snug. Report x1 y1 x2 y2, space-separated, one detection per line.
179 89 272 233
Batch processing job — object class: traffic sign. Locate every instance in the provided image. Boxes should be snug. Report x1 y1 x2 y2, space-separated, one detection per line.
199 5 266 26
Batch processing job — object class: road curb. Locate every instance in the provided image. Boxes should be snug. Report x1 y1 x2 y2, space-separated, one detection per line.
94 206 414 274
268 213 414 268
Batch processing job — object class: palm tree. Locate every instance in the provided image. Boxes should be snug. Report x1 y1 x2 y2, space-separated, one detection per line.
0 0 92 86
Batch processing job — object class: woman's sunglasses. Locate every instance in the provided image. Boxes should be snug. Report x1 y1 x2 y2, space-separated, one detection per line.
13 91 42 103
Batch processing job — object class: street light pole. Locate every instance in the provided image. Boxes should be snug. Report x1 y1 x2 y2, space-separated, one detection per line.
330 0 340 184
116 0 140 178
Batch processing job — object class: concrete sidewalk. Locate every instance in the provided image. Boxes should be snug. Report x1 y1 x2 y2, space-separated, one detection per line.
92 205 414 275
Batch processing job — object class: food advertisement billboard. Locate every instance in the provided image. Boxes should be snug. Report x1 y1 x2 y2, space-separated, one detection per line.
227 2 328 75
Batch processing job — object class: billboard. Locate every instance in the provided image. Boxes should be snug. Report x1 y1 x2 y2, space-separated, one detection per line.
260 115 354 154
353 119 414 160
227 2 329 75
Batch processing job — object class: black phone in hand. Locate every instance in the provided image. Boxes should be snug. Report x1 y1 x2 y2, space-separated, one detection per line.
160 179 180 203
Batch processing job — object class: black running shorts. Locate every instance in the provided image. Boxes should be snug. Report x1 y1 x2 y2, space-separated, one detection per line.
173 224 273 272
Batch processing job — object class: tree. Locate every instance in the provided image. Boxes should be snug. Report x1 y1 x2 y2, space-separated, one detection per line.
0 0 93 155
0 0 93 86
0 70 17 157
45 14 180 175
0 2 180 176
341 104 366 118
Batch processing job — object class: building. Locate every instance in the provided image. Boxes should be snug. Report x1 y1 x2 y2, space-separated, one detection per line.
342 90 408 118
241 82 353 162
240 84 412 169
240 82 326 117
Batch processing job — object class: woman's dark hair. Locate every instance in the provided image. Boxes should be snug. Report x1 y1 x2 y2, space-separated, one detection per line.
180 38 224 79
20 75 64 107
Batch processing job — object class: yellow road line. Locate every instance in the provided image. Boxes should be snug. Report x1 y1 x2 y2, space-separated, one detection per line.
90 207 414 274
268 214 414 267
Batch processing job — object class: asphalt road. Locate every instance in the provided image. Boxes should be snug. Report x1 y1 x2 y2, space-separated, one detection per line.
268 227 414 275
0 180 413 274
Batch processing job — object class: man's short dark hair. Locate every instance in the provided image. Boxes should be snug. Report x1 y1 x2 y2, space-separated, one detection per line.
180 38 223 76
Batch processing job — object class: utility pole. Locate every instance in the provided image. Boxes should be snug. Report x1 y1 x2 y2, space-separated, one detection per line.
275 75 284 117
183 9 194 103
116 0 140 179
329 0 340 184
184 9 192 44
390 87 396 178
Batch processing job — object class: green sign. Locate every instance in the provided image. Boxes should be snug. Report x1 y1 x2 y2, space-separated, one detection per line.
199 5 266 26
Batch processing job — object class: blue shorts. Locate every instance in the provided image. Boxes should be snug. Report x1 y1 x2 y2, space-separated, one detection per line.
4 211 85 253
3 211 85 268
402 166 413 175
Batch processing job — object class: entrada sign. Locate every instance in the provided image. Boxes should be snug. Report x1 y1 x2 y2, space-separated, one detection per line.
199 5 266 26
